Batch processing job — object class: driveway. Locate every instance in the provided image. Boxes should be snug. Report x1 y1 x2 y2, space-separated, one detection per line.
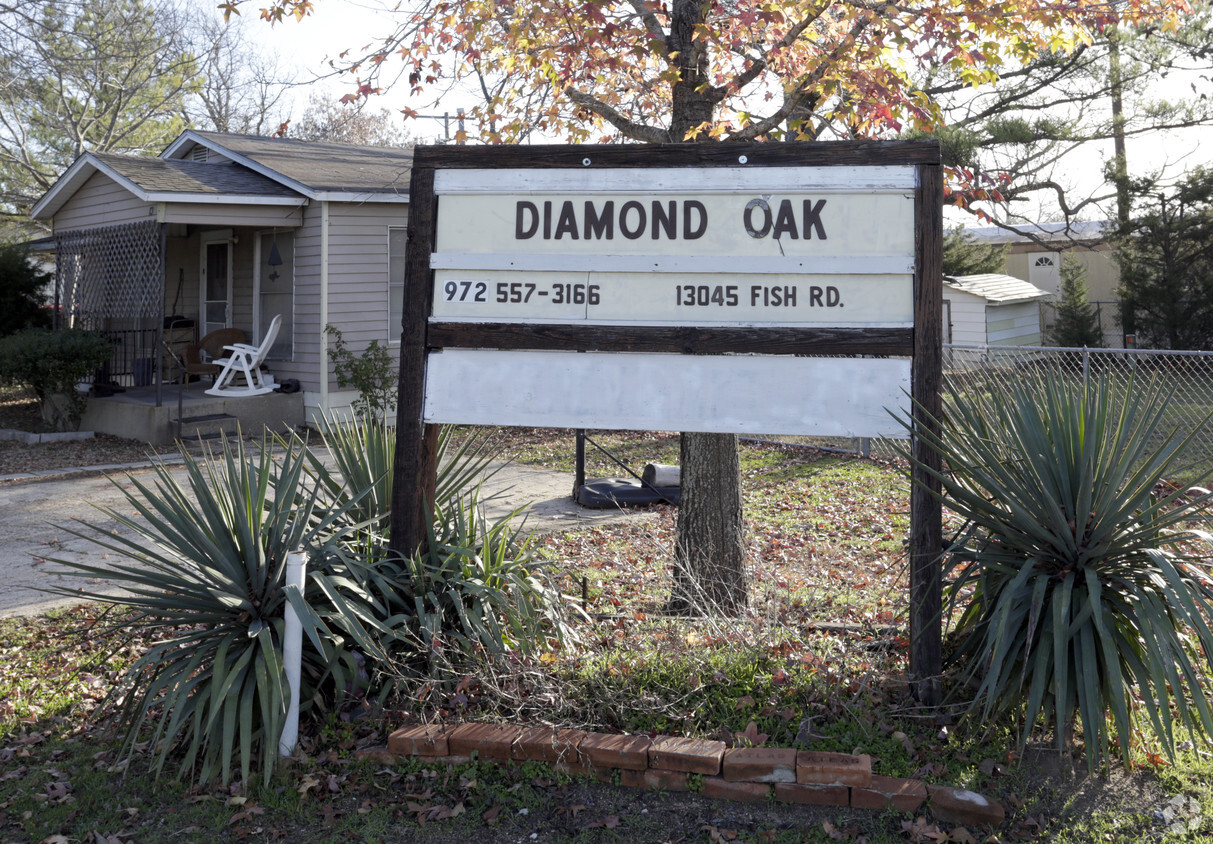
0 458 653 618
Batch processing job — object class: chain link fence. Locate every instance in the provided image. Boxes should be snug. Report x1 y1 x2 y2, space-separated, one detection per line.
755 345 1213 485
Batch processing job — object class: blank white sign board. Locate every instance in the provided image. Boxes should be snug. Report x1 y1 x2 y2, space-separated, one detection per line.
423 349 911 437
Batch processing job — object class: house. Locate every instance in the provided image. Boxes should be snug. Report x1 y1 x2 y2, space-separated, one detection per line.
943 273 1051 348
30 131 412 442
965 221 1118 301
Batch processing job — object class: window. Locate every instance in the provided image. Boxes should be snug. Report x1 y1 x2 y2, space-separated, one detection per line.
388 227 406 341
1033 256 1055 267
257 231 294 359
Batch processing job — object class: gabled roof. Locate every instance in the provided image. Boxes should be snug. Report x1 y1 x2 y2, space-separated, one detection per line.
32 130 416 220
163 130 414 202
944 273 1050 305
31 150 309 219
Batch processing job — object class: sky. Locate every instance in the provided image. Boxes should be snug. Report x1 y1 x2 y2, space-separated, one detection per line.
228 0 478 143
229 0 1213 226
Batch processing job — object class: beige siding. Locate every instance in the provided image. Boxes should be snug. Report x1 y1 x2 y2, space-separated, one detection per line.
1005 243 1120 303
231 234 256 336
160 203 303 228
53 172 152 231
164 234 200 329
323 202 408 395
1072 247 1119 303
281 203 324 393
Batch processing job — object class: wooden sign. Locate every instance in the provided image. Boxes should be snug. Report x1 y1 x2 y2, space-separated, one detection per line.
390 141 943 698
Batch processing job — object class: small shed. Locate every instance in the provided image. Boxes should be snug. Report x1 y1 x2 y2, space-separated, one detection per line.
943 273 1050 347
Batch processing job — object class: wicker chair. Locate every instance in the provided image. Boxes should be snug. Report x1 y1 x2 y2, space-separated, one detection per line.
183 328 247 384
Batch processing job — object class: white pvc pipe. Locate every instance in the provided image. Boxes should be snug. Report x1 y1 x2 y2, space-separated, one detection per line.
280 551 307 757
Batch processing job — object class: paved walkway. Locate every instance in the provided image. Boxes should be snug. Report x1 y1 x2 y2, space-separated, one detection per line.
0 456 652 618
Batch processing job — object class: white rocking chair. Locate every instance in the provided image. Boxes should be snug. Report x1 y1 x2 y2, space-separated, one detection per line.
204 314 282 397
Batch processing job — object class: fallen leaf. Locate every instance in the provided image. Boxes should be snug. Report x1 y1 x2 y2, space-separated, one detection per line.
587 815 621 829
734 721 769 747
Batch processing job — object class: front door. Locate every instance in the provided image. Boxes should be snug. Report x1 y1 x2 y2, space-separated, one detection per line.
200 234 233 336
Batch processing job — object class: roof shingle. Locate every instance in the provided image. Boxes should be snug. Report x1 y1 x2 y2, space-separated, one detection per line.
184 131 415 196
92 153 301 198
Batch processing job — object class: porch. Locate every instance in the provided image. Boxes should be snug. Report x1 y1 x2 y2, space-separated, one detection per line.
56 216 299 404
81 381 305 447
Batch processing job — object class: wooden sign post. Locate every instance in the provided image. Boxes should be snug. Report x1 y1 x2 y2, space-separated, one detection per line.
389 141 943 692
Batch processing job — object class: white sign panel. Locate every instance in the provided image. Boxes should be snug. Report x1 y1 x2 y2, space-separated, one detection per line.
424 349 911 437
435 192 914 259
431 271 912 325
430 167 915 329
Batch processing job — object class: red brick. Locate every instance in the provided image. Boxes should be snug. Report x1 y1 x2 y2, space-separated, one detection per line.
648 736 725 775
927 784 1005 827
447 722 523 760
796 751 872 787
722 747 797 783
851 775 927 812
510 727 587 764
579 732 652 771
620 767 690 792
550 758 595 779
353 746 398 765
774 782 850 807
387 724 449 757
701 777 772 803
586 765 617 783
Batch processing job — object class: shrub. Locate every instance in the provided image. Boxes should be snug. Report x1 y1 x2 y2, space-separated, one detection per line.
0 243 52 337
46 420 578 785
294 413 580 683
325 324 396 418
0 327 112 429
1050 255 1104 348
44 434 403 785
902 372 1213 772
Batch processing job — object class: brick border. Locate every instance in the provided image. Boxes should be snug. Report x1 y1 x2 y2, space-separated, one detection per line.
382 722 1005 826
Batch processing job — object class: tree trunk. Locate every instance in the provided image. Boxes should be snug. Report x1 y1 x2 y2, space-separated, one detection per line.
664 1 748 617
668 431 747 616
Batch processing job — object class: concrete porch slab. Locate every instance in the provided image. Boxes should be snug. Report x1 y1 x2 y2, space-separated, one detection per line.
80 382 305 446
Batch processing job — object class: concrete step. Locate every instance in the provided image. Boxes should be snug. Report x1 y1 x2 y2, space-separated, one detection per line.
175 412 238 444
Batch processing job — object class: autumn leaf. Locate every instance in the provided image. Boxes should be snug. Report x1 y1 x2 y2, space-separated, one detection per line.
734 721 769 747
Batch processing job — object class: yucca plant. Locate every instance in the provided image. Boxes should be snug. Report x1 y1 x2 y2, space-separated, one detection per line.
291 413 580 680
293 412 504 554
406 484 580 678
43 434 403 785
901 372 1213 771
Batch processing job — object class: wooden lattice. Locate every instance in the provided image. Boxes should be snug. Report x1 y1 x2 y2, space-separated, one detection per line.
55 220 162 328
